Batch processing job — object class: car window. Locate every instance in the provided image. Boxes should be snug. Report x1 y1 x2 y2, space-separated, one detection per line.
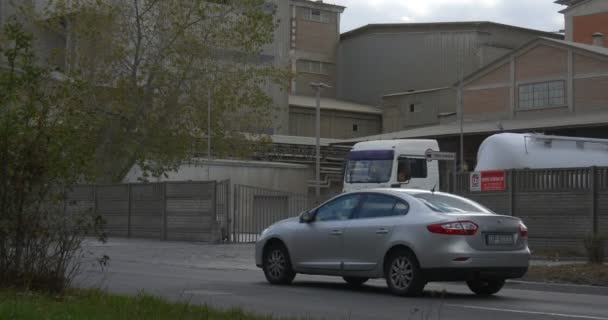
413 193 492 213
356 194 408 219
393 201 409 216
316 194 361 222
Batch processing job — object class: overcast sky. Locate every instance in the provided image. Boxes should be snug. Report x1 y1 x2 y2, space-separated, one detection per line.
326 0 566 33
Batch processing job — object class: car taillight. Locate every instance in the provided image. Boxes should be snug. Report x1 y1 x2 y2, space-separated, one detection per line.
519 222 528 238
427 221 478 236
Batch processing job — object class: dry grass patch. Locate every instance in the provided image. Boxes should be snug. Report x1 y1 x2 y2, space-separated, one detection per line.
524 264 608 286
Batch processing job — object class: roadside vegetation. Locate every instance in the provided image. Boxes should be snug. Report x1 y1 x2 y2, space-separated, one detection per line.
0 289 282 320
0 0 287 295
525 264 608 286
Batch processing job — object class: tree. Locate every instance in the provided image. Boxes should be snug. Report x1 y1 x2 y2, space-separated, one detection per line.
0 19 105 292
0 0 288 292
31 0 289 182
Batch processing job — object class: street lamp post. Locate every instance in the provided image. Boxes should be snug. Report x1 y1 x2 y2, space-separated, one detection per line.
309 82 331 204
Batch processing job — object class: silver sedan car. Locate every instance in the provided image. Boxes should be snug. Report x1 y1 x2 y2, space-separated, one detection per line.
255 189 530 297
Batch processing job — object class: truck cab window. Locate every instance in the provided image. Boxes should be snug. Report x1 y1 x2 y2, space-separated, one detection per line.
398 157 428 180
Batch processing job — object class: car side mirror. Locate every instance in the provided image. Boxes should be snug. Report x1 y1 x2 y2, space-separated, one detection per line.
391 180 410 188
300 210 315 223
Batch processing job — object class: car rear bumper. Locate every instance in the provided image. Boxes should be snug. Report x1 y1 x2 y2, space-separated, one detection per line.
422 267 528 281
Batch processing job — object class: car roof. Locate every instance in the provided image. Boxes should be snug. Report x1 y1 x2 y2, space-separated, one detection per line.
344 188 452 198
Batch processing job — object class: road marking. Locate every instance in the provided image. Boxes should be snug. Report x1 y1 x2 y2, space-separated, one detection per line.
446 304 608 320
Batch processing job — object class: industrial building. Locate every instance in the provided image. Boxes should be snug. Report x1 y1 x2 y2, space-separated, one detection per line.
346 0 608 185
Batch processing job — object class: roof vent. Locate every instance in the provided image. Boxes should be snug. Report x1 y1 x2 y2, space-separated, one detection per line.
593 32 604 47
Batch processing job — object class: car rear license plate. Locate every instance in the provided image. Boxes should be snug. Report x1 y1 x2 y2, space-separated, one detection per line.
486 234 514 245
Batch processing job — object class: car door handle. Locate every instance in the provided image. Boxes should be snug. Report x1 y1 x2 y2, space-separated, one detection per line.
376 228 389 235
330 230 343 236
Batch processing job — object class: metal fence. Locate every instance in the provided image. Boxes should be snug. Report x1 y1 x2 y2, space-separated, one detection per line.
216 180 230 241
455 167 608 255
232 184 309 243
66 181 225 243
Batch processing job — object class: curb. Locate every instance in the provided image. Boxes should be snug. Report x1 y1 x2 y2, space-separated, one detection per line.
506 280 608 296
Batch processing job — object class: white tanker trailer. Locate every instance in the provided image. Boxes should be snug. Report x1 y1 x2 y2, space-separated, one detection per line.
475 133 608 172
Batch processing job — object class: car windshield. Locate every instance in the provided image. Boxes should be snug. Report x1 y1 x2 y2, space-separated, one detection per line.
413 193 493 214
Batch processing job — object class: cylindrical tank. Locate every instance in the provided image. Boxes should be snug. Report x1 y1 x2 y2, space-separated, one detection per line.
475 133 608 171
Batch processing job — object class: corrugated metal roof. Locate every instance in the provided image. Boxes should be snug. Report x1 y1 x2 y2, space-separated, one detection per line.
290 0 346 11
289 95 382 115
383 87 451 98
341 21 562 41
541 37 608 56
270 134 346 146
557 0 591 13
338 110 608 143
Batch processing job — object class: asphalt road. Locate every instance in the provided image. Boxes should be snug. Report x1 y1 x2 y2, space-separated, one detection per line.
78 239 608 320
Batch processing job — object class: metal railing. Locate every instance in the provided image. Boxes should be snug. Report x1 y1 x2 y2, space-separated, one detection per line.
232 184 309 243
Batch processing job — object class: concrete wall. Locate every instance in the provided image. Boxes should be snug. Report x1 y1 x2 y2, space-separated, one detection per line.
264 0 291 134
289 106 381 139
382 88 456 133
574 52 608 112
338 23 561 106
462 41 608 123
295 60 337 97
291 1 342 98
123 159 313 195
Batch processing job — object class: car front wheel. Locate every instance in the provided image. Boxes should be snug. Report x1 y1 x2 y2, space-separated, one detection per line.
466 279 505 296
384 250 425 296
263 244 296 285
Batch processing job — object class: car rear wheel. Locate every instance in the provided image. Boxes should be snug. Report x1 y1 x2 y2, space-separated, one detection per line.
343 276 369 287
466 278 505 296
384 250 425 296
263 244 295 285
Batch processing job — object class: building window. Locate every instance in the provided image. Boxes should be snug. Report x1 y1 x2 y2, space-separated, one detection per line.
299 60 329 75
353 124 358 132
519 81 565 110
409 104 422 113
303 7 330 23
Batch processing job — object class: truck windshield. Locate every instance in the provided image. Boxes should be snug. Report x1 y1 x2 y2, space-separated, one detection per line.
345 159 393 183
345 150 394 184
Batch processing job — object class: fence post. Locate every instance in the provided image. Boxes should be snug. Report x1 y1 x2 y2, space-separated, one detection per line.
161 182 167 241
591 166 598 236
227 180 232 243
233 184 238 243
127 183 132 238
509 170 515 217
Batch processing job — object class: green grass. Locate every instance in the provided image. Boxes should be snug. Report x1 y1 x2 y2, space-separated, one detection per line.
525 264 608 286
0 289 284 320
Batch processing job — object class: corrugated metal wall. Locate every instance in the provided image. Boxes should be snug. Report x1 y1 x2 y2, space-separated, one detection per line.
66 181 222 243
338 31 480 106
455 167 608 256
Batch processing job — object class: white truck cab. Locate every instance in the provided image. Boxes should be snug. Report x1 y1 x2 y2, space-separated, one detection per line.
343 140 440 192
